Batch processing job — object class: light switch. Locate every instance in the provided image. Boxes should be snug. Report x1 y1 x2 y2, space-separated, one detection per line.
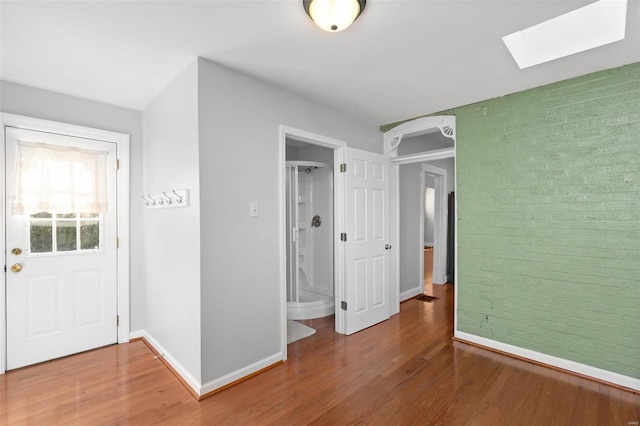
250 202 259 217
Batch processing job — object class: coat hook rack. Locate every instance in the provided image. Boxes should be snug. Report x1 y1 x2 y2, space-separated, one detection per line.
143 189 189 209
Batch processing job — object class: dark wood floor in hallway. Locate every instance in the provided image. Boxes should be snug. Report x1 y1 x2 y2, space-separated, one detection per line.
1 284 639 425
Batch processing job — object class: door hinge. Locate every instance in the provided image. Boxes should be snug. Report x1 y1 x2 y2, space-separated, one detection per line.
116 237 120 249
340 163 347 173
340 233 347 242
117 315 120 326
116 159 120 170
341 301 347 311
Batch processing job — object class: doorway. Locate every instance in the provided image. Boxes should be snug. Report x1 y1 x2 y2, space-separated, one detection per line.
1 113 130 373
285 141 335 320
279 126 345 358
420 162 450 287
279 126 392 354
397 160 450 300
384 115 456 320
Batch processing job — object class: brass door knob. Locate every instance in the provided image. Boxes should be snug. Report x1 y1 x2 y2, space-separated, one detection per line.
11 248 22 255
10 263 23 273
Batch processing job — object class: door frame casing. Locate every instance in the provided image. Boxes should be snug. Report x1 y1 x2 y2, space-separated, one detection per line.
0 113 130 373
279 125 346 359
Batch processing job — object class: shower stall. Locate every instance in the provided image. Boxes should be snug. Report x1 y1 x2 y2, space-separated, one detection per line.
286 161 334 320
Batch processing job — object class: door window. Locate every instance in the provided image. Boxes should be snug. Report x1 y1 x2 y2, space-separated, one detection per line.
28 212 103 256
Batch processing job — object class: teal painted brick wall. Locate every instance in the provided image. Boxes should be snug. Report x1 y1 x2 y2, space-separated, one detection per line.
450 63 640 378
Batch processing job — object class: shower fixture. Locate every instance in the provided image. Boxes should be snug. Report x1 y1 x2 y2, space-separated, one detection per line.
286 160 334 320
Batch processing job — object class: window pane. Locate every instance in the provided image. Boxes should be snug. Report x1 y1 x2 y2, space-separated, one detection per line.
56 221 77 251
80 221 100 250
57 213 76 219
30 221 53 253
80 213 99 219
30 212 52 219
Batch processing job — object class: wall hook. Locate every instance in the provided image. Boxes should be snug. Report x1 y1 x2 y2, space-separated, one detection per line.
173 189 183 204
144 189 189 209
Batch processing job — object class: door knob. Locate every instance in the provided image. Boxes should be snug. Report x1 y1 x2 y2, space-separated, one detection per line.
10 263 23 273
385 244 392 250
11 248 22 255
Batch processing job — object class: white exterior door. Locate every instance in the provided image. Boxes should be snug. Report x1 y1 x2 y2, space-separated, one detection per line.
5 127 118 370
344 148 389 335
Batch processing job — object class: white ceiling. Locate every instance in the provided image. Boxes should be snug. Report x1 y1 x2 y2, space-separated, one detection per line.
1 0 639 126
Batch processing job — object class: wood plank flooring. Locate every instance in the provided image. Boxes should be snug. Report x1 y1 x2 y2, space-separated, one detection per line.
424 246 433 288
2 284 639 425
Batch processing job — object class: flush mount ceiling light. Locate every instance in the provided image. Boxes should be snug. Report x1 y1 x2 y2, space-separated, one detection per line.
303 0 366 32
503 0 628 69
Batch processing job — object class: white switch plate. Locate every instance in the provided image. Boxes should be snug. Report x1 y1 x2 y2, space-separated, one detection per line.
250 202 259 217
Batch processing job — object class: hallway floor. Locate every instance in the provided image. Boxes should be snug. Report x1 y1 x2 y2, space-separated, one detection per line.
424 245 433 289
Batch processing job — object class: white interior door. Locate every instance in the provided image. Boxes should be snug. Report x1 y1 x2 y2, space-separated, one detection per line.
5 127 118 370
344 147 389 335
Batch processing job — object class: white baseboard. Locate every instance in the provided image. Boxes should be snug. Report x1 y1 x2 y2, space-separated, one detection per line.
128 330 145 339
455 331 640 392
130 330 284 397
400 286 422 302
130 330 201 395
200 352 284 396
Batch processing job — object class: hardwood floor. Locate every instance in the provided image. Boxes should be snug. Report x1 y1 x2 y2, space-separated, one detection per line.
2 285 639 425
424 246 433 288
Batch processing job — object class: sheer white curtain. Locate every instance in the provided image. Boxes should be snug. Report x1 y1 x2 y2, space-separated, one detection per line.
11 141 109 215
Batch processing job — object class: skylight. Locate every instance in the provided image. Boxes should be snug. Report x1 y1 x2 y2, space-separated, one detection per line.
503 0 628 69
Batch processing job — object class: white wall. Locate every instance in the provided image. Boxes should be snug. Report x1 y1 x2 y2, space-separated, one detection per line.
399 163 422 295
142 61 201 383
286 145 299 160
0 80 145 330
427 157 455 193
297 144 334 164
197 57 381 384
285 143 334 164
397 131 453 156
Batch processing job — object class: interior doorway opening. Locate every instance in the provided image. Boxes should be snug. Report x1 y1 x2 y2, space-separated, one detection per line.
420 162 451 287
279 126 347 359
384 115 456 322
398 159 452 301
285 142 335 320
423 175 435 289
